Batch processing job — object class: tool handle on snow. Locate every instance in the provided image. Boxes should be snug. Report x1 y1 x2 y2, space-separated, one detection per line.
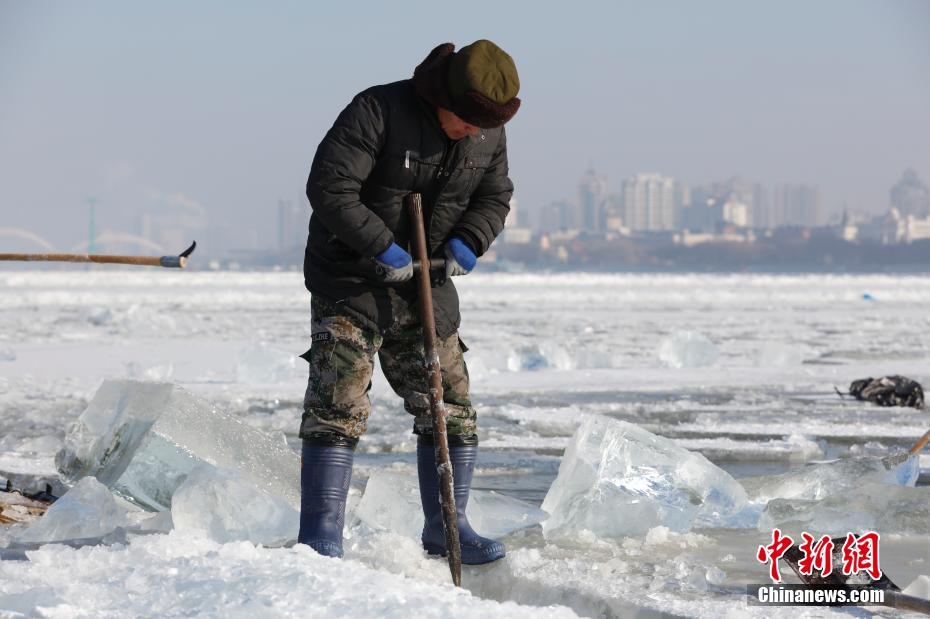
406 193 462 587
910 428 930 456
0 241 197 269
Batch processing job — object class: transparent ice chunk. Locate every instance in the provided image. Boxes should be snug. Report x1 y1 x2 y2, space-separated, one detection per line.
741 453 918 502
16 477 127 543
759 482 930 537
657 330 718 368
354 469 547 540
56 380 299 511
235 342 298 384
171 465 298 546
541 416 747 539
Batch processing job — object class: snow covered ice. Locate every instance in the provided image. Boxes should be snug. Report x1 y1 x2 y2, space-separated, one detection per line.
4 271 930 618
56 379 299 511
657 330 718 368
541 416 748 539
171 465 298 546
355 469 547 540
15 477 127 543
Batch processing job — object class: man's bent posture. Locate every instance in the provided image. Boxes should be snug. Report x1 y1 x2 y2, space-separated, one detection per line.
299 40 520 564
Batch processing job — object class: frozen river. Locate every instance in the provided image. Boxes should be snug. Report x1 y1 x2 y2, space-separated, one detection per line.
1 271 929 617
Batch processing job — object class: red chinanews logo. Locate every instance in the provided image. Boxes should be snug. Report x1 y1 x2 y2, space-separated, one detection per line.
756 529 882 583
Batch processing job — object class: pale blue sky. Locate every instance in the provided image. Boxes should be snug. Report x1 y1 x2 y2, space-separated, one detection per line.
1 0 928 250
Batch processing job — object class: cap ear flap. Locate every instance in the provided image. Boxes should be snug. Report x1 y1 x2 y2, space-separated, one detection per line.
456 92 521 129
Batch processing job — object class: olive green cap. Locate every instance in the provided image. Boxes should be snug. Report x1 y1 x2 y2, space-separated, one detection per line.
447 39 520 106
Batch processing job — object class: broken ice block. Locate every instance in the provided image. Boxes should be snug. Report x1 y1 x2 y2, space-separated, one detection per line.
657 331 718 368
354 469 547 540
741 453 918 502
541 416 747 539
171 465 298 545
759 482 930 536
16 477 127 543
56 380 299 511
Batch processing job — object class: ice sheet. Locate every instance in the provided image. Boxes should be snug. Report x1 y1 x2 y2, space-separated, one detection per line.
171 465 298 546
56 380 299 511
15 477 127 543
541 416 748 539
741 453 919 502
5 271 930 617
354 469 547 540
758 482 930 536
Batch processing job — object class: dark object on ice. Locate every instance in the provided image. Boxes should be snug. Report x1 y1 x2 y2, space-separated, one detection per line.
847 376 924 409
782 537 930 615
407 193 462 587
0 483 56 527
24 483 59 504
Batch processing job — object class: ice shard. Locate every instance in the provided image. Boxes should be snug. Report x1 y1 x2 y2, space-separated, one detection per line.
541 416 748 539
56 380 299 511
16 477 128 543
759 482 930 537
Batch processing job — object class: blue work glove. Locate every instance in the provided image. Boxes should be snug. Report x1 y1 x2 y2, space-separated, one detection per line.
374 243 413 283
444 237 477 279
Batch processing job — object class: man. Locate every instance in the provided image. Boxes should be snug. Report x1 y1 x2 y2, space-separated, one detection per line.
298 40 520 565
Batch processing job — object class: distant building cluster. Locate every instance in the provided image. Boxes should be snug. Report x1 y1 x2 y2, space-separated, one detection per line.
512 168 930 247
535 169 826 238
486 167 930 269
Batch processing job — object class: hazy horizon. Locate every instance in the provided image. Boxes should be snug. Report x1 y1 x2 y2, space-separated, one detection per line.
1 0 928 252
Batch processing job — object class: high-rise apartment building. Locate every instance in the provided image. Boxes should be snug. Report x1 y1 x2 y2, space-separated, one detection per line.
769 183 821 227
622 173 677 231
578 168 609 232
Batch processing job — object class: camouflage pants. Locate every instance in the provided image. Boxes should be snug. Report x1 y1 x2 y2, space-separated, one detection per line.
300 296 477 439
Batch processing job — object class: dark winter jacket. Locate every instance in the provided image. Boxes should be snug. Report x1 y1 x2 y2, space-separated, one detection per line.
303 79 513 337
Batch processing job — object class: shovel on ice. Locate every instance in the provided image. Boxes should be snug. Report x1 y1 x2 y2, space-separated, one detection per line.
405 192 462 587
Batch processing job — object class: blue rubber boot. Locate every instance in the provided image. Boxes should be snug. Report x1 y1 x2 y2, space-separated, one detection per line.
298 435 355 558
417 434 506 565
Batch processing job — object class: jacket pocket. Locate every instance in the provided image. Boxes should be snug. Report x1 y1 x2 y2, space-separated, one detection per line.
463 154 492 196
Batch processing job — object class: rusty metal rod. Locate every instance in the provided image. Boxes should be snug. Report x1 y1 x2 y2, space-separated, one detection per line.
405 193 462 587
